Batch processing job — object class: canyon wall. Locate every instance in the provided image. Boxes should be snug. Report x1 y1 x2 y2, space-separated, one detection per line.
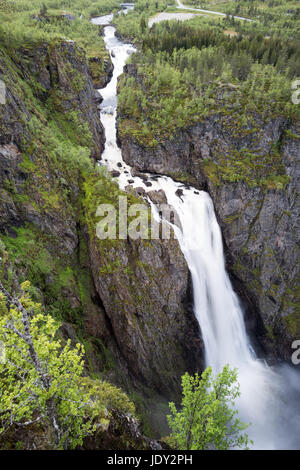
0 36 203 441
119 66 300 361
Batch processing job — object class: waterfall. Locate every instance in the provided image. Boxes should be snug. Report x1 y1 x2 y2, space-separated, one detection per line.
93 20 300 449
159 188 300 450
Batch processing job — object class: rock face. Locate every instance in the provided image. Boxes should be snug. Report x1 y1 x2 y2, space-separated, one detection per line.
0 39 99 254
0 35 110 376
88 232 203 397
12 40 105 158
88 55 114 89
119 113 300 361
83 410 166 450
0 144 26 233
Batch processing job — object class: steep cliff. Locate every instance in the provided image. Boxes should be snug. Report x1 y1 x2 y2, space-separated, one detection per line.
11 39 105 157
87 223 202 396
0 30 203 442
0 36 112 375
83 173 203 397
119 68 300 361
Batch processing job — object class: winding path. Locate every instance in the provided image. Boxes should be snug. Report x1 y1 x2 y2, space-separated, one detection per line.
175 0 254 22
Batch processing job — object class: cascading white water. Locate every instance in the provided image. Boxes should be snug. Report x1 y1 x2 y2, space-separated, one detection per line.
162 189 300 449
93 19 300 449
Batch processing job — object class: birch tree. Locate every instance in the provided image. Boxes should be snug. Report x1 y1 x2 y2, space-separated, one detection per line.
0 280 97 449
167 365 252 450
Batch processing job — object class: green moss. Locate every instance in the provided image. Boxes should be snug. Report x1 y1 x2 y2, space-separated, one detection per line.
82 377 136 417
284 313 300 336
265 324 276 341
82 167 148 244
224 213 241 223
286 129 300 139
128 389 170 438
170 171 199 186
0 10 171 445
3 225 55 276
210 144 290 189
201 159 221 186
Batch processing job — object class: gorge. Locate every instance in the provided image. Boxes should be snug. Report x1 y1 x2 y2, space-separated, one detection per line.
0 0 299 451
94 15 300 449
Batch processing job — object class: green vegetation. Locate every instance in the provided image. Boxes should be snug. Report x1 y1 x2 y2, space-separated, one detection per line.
0 0 115 73
0 281 97 449
116 7 299 187
115 0 174 41
187 0 300 40
119 47 296 142
82 166 152 245
118 18 299 143
0 41 101 330
0 0 121 19
0 280 136 449
167 365 251 450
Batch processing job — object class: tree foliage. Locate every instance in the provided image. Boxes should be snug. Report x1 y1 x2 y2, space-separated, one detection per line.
167 365 252 450
143 21 300 78
0 281 98 449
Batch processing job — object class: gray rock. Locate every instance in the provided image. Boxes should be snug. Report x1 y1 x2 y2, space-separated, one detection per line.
175 189 184 200
88 232 203 396
147 189 167 205
119 109 300 360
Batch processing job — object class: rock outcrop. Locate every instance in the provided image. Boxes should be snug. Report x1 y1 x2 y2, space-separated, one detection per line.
83 409 166 450
88 232 203 397
13 40 106 158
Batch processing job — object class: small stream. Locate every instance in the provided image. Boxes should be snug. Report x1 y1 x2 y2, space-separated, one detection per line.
91 13 300 450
